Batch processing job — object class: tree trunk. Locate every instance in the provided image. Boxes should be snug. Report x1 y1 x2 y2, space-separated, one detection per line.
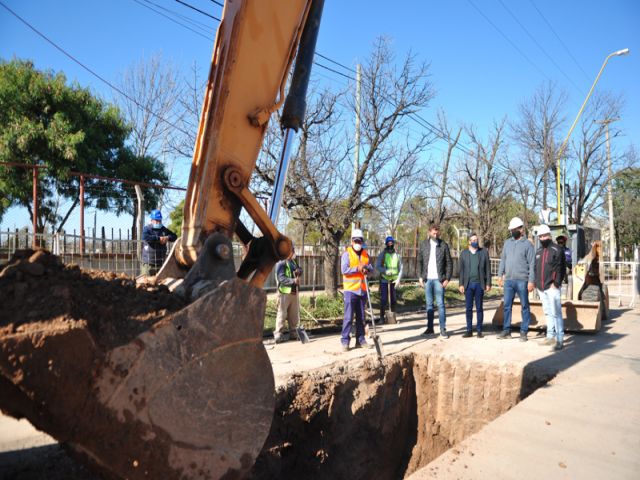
322 234 341 296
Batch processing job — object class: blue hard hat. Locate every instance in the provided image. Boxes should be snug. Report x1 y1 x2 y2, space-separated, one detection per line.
150 209 162 221
385 236 394 244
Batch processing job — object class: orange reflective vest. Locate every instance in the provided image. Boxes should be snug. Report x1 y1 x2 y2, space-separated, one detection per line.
342 247 369 293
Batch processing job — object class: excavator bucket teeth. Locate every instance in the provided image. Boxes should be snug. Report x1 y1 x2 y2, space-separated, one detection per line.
0 278 274 480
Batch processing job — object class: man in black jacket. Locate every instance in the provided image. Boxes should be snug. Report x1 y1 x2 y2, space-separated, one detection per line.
458 233 491 337
418 224 453 338
534 225 566 351
141 209 177 276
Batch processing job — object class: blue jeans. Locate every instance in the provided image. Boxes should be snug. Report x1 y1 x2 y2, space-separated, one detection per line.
425 279 446 331
503 279 531 332
380 281 397 310
465 281 484 332
538 287 563 343
341 291 366 345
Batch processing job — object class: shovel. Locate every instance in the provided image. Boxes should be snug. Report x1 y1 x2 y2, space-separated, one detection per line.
294 281 311 344
363 275 383 361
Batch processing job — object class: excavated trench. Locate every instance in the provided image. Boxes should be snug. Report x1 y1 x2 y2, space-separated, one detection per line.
250 353 553 480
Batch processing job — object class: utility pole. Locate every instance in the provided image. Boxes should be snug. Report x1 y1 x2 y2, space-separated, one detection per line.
595 117 620 262
352 64 361 232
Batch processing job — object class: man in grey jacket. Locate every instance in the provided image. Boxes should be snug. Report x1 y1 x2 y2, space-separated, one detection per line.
497 217 536 341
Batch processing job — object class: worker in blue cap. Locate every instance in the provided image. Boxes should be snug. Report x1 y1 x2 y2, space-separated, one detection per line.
376 235 403 324
141 209 177 276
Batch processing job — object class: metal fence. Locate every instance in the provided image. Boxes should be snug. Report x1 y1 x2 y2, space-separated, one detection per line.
602 261 638 308
3 229 636 305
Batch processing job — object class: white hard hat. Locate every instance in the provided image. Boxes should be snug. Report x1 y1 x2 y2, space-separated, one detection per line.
508 217 524 230
351 228 364 239
537 224 551 236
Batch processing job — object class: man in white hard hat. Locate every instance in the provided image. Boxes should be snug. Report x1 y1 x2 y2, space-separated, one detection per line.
497 217 535 341
534 225 566 351
340 228 374 352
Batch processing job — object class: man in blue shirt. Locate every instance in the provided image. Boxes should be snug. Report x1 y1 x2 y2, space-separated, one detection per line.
141 209 177 276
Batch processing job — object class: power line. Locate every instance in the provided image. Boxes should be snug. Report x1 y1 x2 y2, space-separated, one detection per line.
0 0 193 139
166 1 474 157
315 52 356 74
497 0 584 94
528 0 591 83
207 0 224 8
140 0 215 34
133 0 214 41
466 0 553 83
174 0 220 22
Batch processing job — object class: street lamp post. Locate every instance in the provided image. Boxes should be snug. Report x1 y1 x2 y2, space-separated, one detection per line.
555 48 629 224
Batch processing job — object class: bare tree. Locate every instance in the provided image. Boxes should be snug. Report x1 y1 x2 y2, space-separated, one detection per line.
428 110 461 224
565 92 624 223
170 61 206 159
116 52 183 235
257 38 435 294
375 164 426 238
451 120 511 252
117 52 181 159
510 81 567 210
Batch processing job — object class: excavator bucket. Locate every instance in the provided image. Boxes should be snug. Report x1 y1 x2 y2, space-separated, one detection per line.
0 250 274 480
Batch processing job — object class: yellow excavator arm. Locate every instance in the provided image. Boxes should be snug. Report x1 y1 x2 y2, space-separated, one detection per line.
159 0 323 295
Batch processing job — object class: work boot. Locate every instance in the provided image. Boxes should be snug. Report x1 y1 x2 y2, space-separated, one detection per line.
497 330 512 339
274 334 288 344
519 331 528 342
341 344 350 352
422 327 435 336
477 331 484 338
553 342 564 351
539 337 556 346
440 330 449 339
358 341 373 349
462 331 473 338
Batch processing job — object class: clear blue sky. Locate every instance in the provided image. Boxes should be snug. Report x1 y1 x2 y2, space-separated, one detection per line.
1 0 638 231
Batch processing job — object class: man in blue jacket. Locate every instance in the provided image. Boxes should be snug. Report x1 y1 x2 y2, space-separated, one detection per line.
141 209 177 276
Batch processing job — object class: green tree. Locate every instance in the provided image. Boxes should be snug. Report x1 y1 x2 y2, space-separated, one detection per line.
168 199 184 234
613 167 640 259
0 59 167 231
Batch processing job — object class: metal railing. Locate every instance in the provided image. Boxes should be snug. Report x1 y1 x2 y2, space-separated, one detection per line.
601 261 637 308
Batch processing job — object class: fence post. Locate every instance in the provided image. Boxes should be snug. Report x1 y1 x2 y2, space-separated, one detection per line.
134 184 144 263
79 175 85 255
32 165 38 249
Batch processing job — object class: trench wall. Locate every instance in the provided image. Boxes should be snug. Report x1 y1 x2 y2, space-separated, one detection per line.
251 353 552 479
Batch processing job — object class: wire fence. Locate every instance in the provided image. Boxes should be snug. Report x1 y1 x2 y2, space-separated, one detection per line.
3 228 638 305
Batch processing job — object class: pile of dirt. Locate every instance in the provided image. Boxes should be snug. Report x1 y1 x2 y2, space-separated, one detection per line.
0 249 186 349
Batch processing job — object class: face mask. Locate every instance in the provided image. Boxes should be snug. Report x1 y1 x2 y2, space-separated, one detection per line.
152 223 162 230
386 244 394 251
353 243 362 252
511 230 521 240
540 239 552 248
470 242 479 249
